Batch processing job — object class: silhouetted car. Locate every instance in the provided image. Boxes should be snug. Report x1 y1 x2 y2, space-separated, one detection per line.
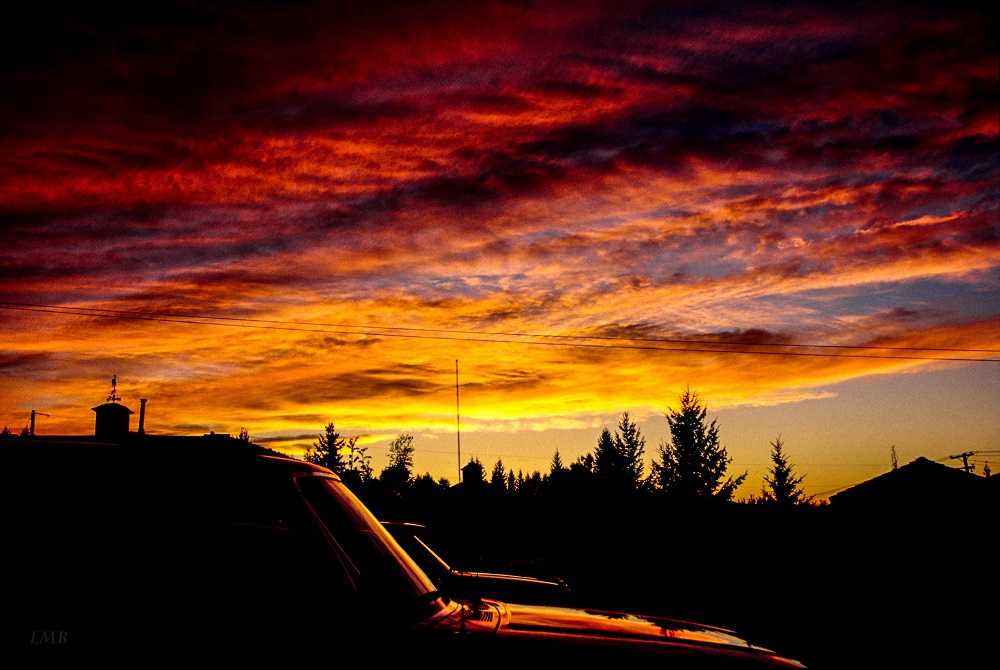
2 438 805 666
382 521 572 605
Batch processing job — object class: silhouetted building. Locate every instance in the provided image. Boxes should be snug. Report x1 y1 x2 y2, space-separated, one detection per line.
12 387 264 453
829 457 993 518
93 401 134 439
461 460 485 485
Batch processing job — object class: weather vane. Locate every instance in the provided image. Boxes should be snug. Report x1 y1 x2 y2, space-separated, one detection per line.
107 375 121 404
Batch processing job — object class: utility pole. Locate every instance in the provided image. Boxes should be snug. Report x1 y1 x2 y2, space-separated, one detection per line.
949 451 975 473
30 410 49 437
455 360 461 484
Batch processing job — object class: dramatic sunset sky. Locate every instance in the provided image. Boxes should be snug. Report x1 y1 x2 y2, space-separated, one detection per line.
2 0 997 500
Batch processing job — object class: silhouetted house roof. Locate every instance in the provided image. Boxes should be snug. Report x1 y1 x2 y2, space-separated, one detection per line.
6 393 282 456
829 457 992 516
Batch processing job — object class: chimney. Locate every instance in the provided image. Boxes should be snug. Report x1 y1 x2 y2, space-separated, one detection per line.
138 398 147 435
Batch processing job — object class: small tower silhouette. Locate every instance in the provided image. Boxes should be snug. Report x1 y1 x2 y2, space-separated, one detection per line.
93 375 133 439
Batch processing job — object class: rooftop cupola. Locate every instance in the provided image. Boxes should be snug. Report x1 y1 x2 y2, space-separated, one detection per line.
92 375 133 439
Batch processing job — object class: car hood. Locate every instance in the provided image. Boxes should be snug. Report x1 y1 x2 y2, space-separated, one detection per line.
495 602 806 667
501 602 750 645
416 600 804 667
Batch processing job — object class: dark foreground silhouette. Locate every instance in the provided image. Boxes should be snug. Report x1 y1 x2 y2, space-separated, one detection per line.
368 486 993 670
2 438 807 668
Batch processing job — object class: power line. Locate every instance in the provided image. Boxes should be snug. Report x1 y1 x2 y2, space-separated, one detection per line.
2 301 998 362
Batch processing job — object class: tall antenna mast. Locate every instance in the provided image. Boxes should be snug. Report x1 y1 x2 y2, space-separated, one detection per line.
456 359 461 484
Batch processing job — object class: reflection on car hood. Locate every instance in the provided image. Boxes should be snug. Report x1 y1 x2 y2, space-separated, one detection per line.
415 600 805 667
495 602 807 667
501 603 749 645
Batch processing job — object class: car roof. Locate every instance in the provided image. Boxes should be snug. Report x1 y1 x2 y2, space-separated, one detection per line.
0 437 336 528
0 436 332 476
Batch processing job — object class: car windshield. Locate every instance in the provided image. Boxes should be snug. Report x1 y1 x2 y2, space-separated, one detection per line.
294 474 439 610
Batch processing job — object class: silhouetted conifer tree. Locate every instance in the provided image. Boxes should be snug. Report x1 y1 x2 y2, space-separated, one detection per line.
550 449 565 473
760 436 810 506
547 449 569 491
491 458 508 491
305 422 354 476
595 413 646 492
614 412 646 488
653 388 746 500
594 428 616 479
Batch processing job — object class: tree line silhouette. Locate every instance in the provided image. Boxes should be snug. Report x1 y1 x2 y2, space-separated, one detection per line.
303 387 819 510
